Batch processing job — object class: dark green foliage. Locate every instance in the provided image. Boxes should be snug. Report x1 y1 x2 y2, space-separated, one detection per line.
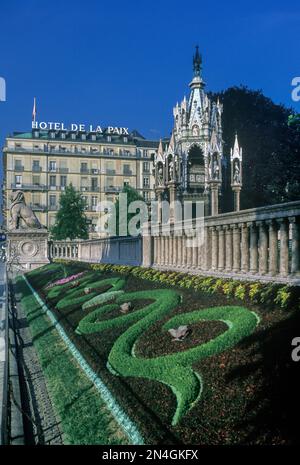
50 184 89 240
113 184 145 236
212 86 300 211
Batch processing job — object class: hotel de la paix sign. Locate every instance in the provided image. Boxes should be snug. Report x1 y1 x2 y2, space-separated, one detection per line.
32 121 129 135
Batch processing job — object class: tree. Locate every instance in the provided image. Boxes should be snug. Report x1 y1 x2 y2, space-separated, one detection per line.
50 184 89 240
113 185 145 236
211 86 300 211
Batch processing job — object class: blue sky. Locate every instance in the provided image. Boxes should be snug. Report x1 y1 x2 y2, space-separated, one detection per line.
0 0 299 171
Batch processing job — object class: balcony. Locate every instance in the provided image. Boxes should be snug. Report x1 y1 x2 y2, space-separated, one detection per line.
14 165 24 172
80 186 100 192
58 167 69 173
106 169 116 175
48 204 57 211
123 169 133 176
32 166 42 172
104 186 122 193
29 203 47 212
80 168 90 174
11 183 47 191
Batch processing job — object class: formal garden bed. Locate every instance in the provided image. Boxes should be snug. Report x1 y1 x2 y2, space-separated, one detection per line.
16 261 300 445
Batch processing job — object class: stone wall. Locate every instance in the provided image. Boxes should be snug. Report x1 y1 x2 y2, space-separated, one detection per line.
50 236 142 266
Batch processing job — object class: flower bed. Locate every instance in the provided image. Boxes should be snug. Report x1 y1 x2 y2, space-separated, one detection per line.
23 262 300 444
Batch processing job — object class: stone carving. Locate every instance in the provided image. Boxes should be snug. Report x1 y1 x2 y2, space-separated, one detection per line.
212 157 220 180
168 325 190 341
233 160 241 184
157 165 164 186
9 190 43 230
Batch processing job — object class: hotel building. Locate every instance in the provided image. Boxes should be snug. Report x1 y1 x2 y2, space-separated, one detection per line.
2 129 162 237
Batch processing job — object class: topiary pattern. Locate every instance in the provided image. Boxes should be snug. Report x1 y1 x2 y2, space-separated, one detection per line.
47 271 259 426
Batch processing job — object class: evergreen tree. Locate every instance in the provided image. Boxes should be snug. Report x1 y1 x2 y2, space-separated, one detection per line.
113 184 145 236
211 86 300 211
50 184 89 240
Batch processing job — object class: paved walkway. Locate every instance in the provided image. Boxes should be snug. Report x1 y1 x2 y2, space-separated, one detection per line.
0 263 7 444
12 276 64 445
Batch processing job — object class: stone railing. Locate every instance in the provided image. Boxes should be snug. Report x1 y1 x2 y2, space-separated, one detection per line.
143 200 300 284
50 235 142 266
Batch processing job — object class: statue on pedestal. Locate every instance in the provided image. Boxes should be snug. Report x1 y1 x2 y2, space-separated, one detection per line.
9 190 43 230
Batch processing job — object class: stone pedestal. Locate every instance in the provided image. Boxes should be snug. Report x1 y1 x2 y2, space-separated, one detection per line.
7 229 50 270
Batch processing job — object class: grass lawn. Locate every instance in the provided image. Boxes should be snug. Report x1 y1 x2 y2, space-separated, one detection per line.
15 266 130 445
19 262 300 445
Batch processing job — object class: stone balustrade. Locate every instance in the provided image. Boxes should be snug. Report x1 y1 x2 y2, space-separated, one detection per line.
49 200 300 285
147 200 300 284
50 236 142 266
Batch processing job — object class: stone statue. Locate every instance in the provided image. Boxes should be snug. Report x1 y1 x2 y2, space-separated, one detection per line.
233 160 240 184
9 190 43 230
157 166 164 186
168 160 174 181
212 157 220 180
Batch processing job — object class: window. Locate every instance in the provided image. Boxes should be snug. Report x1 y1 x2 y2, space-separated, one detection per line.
14 159 23 171
81 162 88 173
143 161 150 173
143 191 150 201
81 177 88 191
81 134 86 140
32 175 40 186
107 135 111 142
91 196 97 210
123 136 128 143
123 180 130 187
49 160 56 172
50 132 55 139
71 133 76 140
49 195 56 207
61 132 66 139
106 177 114 187
49 175 56 188
123 164 132 175
91 177 98 190
32 193 40 205
91 134 96 141
15 175 22 186
143 177 150 188
32 160 40 171
82 196 88 210
60 176 67 188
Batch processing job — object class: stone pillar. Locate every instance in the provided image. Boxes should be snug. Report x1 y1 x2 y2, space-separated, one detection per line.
249 223 258 274
182 235 187 267
232 224 241 272
177 235 182 267
169 234 173 266
279 219 289 276
233 186 241 212
169 183 178 223
217 226 225 271
192 236 198 268
203 226 211 271
290 217 300 275
173 235 178 267
225 225 233 272
211 226 218 271
240 223 249 273
165 236 169 266
210 184 219 216
257 221 268 275
267 220 278 276
186 237 192 268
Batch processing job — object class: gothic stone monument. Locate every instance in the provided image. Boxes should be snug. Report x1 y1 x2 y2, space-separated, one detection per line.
7 190 50 270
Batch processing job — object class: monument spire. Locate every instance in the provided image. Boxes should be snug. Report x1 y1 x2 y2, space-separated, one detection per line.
193 45 202 77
